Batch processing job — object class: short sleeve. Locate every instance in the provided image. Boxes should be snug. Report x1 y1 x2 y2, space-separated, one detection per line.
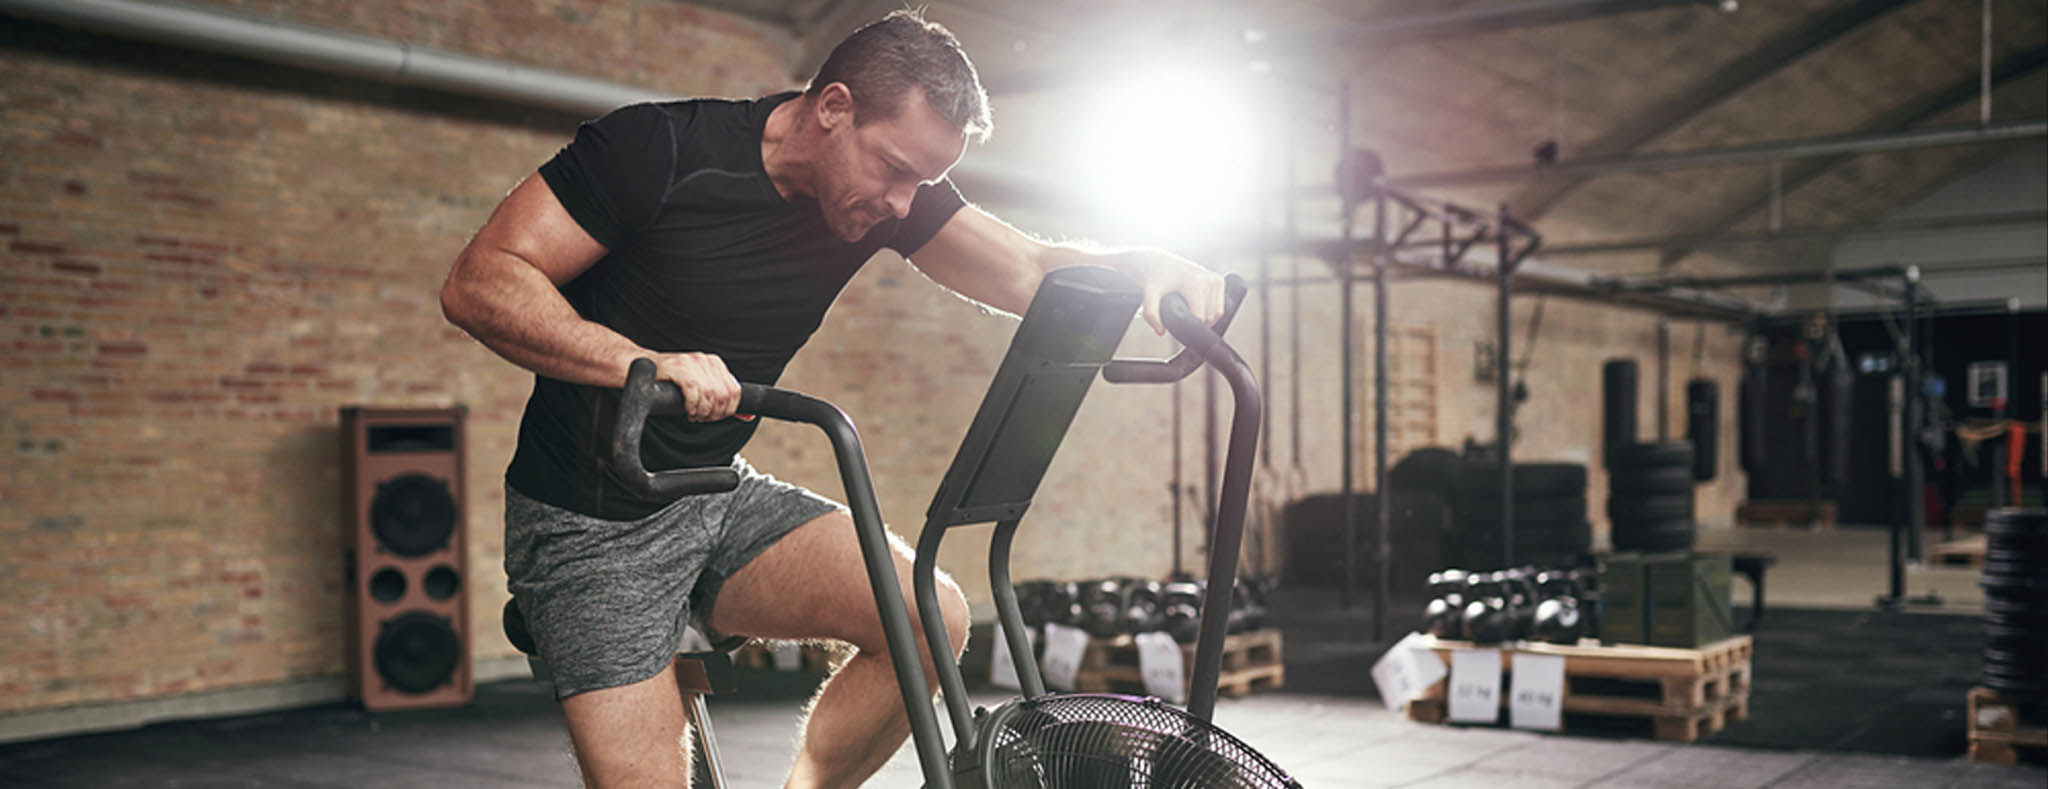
537 103 679 249
886 179 968 257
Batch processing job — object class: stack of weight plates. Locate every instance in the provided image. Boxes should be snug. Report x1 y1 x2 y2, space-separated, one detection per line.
1982 507 2048 717
1607 441 1696 552
1448 461 1591 568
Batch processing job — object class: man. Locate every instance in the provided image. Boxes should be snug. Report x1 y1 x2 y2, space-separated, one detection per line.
439 10 1224 788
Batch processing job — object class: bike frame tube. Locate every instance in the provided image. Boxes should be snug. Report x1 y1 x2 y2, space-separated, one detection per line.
1165 310 1265 723
914 517 977 754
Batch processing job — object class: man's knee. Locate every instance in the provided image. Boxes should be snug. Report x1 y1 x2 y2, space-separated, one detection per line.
937 577 970 657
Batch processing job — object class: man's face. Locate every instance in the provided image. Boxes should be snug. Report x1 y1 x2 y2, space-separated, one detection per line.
815 86 967 242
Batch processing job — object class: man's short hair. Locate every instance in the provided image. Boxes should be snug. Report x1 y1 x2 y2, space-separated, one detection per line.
806 9 993 143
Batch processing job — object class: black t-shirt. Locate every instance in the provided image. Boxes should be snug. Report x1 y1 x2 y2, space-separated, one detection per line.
506 92 967 519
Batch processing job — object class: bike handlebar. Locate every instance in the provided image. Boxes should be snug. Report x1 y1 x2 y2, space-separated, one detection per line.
1102 273 1250 384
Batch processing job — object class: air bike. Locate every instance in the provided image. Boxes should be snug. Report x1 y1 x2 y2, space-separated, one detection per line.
507 266 1299 787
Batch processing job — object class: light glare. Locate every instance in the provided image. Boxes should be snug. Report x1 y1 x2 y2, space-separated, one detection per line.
1073 65 1265 245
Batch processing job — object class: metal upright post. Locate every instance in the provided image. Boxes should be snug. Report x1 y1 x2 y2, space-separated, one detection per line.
1496 206 1516 567
1905 267 1925 562
1373 188 1391 643
1657 319 1671 440
1338 83 1357 609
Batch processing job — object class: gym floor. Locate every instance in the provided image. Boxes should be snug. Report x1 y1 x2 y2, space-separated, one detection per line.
2 525 2043 788
0 655 2042 788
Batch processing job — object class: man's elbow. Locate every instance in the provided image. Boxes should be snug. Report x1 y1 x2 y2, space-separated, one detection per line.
438 259 480 332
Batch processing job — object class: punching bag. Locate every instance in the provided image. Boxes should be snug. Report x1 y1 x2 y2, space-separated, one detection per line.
1603 358 1638 467
1823 360 1855 490
1687 379 1718 482
1740 366 1767 474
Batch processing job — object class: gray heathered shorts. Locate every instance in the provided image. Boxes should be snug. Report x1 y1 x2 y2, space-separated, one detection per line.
502 456 842 699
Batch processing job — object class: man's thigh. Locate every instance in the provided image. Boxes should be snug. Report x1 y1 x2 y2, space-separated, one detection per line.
706 509 927 649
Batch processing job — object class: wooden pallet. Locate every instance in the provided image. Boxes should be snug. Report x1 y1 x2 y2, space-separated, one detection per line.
1967 686 2048 765
1405 635 1753 743
1930 535 1988 567
730 640 843 673
1736 499 1836 530
1073 629 1285 698
1407 690 1749 744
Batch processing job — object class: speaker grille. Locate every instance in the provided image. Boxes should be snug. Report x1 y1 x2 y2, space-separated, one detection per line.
374 611 461 694
370 473 456 557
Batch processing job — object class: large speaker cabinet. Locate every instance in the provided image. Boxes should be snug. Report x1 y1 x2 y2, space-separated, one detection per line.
340 406 473 710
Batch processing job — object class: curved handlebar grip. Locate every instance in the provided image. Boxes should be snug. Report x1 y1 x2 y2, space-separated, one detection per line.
1102 273 1249 384
613 358 741 498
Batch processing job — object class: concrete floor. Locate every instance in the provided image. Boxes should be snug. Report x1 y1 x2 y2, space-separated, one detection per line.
4 523 2043 787
1 674 2043 788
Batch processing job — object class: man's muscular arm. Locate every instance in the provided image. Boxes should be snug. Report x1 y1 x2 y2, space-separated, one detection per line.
906 205 1225 334
439 174 741 422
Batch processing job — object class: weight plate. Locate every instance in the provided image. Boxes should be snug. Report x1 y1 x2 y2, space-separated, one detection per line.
1983 549 2048 567
1612 519 1695 552
1985 621 2048 644
1610 466 1695 496
1389 448 1465 495
1979 568 2048 592
1612 441 1694 470
1608 494 1695 523
1454 495 1588 531
1455 463 1589 498
1982 595 2048 617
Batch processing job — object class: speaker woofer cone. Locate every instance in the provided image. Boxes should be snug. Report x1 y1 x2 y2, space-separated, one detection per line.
423 564 461 601
368 568 406 603
374 611 461 694
370 473 456 557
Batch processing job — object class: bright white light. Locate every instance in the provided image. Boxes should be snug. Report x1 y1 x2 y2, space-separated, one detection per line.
1071 64 1267 246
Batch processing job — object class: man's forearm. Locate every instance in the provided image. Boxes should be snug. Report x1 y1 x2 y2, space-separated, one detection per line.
440 247 646 388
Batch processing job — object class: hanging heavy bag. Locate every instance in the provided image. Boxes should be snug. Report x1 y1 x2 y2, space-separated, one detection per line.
1686 379 1718 482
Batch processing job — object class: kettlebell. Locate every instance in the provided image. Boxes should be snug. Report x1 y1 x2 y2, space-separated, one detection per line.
1500 567 1539 641
1161 580 1204 643
1080 578 1127 638
1118 579 1165 634
1424 569 1468 639
1531 596 1583 644
1460 572 1511 644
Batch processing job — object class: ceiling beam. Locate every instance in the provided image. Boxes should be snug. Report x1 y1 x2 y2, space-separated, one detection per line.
1505 0 1915 221
1657 45 2048 268
1530 211 2044 257
1389 119 2047 187
1266 0 1725 59
984 0 1724 97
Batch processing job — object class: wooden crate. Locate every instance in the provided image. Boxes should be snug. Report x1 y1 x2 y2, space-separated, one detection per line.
1967 686 2048 765
1405 635 1753 744
1074 628 1285 698
1929 535 1988 567
1736 499 1836 530
730 640 843 673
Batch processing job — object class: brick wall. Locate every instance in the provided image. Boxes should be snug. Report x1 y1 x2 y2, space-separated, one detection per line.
1 2 793 715
0 1 1745 720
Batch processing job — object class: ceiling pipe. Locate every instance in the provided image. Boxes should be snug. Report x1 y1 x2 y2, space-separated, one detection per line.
0 0 670 117
1391 119 2048 188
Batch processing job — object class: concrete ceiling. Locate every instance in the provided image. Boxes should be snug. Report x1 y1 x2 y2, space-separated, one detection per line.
696 0 2047 284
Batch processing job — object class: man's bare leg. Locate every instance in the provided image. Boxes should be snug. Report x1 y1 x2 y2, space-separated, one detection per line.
557 655 695 787
709 510 970 789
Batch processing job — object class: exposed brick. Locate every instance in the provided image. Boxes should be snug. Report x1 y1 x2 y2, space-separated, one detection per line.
10 240 65 255
97 342 147 356
51 259 101 277
51 130 102 149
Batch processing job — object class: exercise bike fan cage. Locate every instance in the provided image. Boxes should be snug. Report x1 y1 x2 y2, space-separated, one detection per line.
911 266 1297 788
